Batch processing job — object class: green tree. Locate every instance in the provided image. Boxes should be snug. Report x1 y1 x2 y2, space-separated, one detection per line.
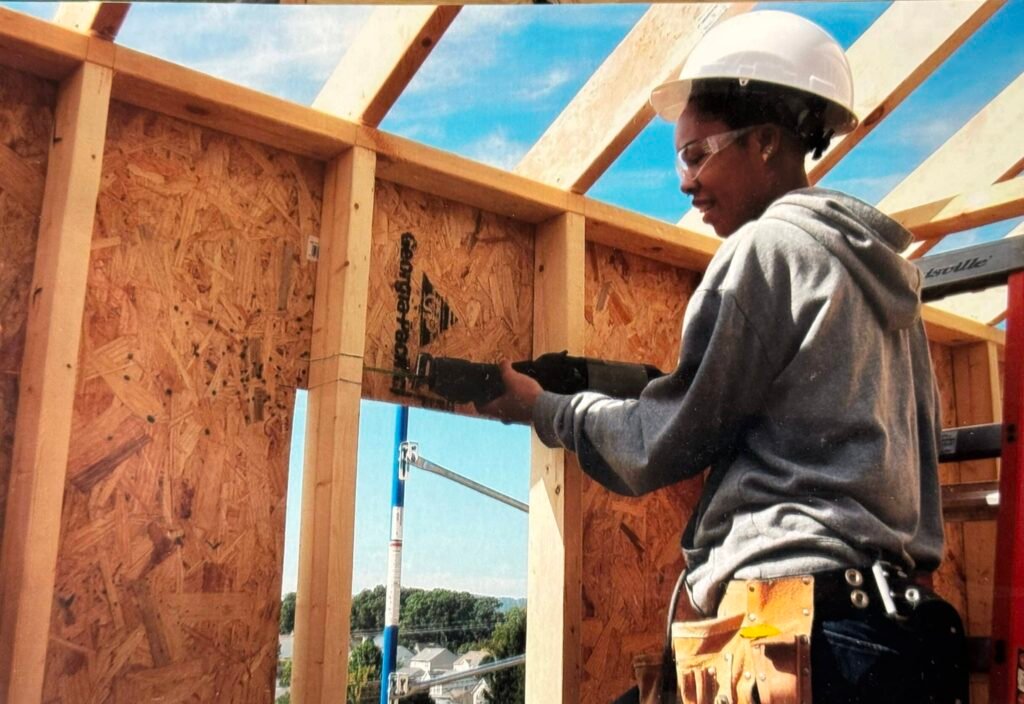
275 693 291 704
280 592 296 635
277 659 292 688
348 640 382 704
399 589 502 651
484 608 526 704
350 586 425 634
350 586 502 653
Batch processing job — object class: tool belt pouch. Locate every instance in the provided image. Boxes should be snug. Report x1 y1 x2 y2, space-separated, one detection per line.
671 577 814 704
632 652 679 704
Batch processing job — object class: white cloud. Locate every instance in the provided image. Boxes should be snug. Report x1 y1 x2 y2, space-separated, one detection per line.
119 5 371 101
512 67 573 102
892 113 970 151
825 173 906 201
597 166 678 192
463 128 532 170
401 7 528 97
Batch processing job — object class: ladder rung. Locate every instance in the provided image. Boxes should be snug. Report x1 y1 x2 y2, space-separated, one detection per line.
918 237 1024 302
942 481 999 522
939 423 1003 463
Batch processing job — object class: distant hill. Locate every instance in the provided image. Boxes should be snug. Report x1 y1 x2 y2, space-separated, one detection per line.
497 597 527 612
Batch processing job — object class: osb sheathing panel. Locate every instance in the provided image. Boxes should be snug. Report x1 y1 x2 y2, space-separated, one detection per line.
0 67 55 551
42 102 322 703
580 244 702 701
363 179 533 413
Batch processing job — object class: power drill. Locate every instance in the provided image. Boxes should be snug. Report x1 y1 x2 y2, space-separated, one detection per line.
413 351 664 406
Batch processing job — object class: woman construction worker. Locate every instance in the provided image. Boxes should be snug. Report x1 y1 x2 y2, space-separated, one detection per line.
480 10 969 704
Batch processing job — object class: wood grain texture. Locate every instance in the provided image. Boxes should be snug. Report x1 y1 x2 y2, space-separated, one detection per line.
0 61 111 704
526 213 585 704
40 102 322 703
292 147 376 704
0 65 55 569
929 342 967 618
580 244 702 701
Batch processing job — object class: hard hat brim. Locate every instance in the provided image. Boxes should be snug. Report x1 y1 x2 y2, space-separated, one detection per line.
649 76 859 135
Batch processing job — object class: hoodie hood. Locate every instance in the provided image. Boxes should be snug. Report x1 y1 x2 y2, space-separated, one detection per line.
761 187 922 330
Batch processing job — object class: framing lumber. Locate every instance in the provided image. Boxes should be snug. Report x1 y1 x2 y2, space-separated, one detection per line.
808 0 1003 181
359 125 576 224
922 306 1005 347
893 178 1024 242
680 0 1003 233
111 44 355 161
951 341 1003 704
584 198 719 271
880 69 1024 213
515 3 753 193
883 71 1024 259
527 212 586 704
313 5 460 127
0 5 88 79
54 2 131 41
0 60 112 704
292 146 377 704
0 5 1005 349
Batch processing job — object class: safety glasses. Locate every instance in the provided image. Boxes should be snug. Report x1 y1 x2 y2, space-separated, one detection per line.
675 125 758 182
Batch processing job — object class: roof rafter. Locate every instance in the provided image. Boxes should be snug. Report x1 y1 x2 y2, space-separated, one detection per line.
809 0 1003 181
893 178 1024 241
679 0 1003 233
882 70 1024 258
312 6 460 127
53 2 130 41
514 3 754 193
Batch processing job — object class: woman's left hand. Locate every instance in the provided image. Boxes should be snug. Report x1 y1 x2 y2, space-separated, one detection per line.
476 360 543 424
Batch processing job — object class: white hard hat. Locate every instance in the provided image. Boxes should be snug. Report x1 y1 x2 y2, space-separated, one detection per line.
650 10 858 134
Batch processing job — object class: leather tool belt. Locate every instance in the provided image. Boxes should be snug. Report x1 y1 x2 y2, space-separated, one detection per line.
671 575 814 704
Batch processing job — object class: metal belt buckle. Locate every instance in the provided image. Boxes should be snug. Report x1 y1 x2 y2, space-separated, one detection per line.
870 560 906 620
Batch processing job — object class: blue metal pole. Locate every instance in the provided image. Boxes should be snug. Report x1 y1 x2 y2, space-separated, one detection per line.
380 405 409 704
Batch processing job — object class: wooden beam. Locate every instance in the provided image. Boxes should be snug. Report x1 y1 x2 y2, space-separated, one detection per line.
359 125 576 224
0 60 112 704
0 7 1006 350
515 3 753 193
313 6 459 127
680 0 1003 234
0 5 88 79
54 2 131 41
922 305 1005 346
951 341 1002 704
291 146 377 704
809 0 1003 182
527 212 585 704
883 71 1024 259
892 178 1024 241
584 198 719 271
110 44 355 161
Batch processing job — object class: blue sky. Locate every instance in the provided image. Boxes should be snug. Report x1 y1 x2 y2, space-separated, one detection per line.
8 2 1022 597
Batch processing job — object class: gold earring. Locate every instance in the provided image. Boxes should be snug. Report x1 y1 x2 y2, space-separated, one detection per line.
763 147 773 161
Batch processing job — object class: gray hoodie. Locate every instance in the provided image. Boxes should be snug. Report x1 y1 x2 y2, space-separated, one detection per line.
533 188 944 615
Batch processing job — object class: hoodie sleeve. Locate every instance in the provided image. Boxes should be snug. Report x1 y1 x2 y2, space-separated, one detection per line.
532 284 785 497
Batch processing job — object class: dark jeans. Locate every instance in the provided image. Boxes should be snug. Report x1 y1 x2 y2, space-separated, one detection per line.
811 594 969 704
613 593 969 704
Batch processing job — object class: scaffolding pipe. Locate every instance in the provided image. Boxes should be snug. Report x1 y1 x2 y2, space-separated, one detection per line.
380 406 410 704
406 450 528 514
